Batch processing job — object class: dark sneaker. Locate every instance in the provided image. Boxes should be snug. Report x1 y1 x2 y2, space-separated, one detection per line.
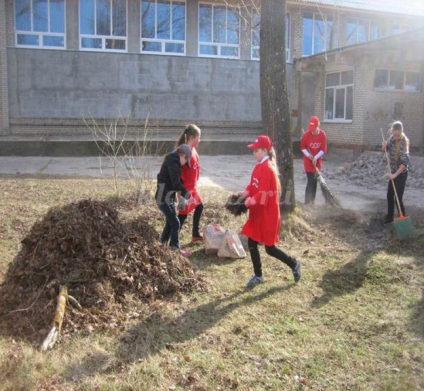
384 216 394 225
292 260 301 283
246 275 264 288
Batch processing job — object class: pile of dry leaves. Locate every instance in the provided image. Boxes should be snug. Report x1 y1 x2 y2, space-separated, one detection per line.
0 199 204 344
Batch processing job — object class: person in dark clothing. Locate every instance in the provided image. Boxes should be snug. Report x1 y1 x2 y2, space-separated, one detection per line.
382 120 410 224
155 144 192 256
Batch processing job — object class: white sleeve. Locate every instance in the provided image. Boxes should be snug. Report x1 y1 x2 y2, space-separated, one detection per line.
301 149 310 157
315 150 325 159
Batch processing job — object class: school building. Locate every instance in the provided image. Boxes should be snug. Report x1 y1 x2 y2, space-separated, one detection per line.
0 0 424 152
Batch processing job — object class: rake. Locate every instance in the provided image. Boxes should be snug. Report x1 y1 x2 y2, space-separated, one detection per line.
381 128 414 240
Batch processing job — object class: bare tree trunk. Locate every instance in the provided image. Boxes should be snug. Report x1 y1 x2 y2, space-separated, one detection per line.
260 0 295 211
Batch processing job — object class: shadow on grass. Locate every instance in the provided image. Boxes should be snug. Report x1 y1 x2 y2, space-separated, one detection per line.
115 284 293 363
310 251 373 308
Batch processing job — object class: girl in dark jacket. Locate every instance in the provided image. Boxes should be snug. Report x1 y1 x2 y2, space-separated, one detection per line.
155 144 192 256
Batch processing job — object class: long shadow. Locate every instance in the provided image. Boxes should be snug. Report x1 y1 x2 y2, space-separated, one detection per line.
311 251 374 308
115 284 293 363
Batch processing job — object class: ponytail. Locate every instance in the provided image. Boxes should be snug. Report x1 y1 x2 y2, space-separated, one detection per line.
176 124 201 148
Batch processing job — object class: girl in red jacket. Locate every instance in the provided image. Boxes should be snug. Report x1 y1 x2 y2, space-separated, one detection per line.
175 124 204 242
241 135 301 287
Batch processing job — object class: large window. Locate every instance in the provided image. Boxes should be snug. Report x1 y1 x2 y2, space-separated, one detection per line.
302 12 336 56
15 0 65 48
251 11 290 61
346 17 381 45
198 3 240 58
80 0 127 52
141 0 186 54
374 69 420 92
324 70 353 121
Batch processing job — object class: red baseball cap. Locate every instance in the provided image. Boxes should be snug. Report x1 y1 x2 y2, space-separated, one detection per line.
247 135 273 150
307 116 320 131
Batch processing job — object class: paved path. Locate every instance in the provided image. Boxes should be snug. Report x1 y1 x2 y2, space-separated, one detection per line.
0 155 422 214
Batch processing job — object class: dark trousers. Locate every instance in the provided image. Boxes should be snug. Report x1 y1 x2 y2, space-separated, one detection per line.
248 237 297 277
305 172 318 204
158 202 180 249
178 203 204 237
387 171 408 219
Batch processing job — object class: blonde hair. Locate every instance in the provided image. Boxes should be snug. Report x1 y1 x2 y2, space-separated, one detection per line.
267 147 282 193
390 120 410 153
176 124 201 147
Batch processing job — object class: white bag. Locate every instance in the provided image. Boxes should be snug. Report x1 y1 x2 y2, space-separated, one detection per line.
203 224 225 254
217 229 247 259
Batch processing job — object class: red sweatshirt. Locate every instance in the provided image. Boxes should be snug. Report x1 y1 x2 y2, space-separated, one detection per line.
300 129 327 172
241 158 281 246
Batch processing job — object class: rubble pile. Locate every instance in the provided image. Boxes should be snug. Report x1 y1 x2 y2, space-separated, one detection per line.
0 199 204 343
326 152 424 189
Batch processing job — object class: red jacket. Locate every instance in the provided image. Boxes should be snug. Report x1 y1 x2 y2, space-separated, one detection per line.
179 147 202 215
300 129 327 172
241 158 280 246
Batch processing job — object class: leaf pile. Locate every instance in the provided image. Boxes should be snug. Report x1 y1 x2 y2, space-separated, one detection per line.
225 193 248 216
0 199 204 343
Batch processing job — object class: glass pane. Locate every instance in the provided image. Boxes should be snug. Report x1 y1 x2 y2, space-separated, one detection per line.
81 0 95 35
157 1 171 39
335 88 345 118
213 6 226 44
313 14 325 54
325 89 334 120
112 0 126 36
200 44 217 55
50 0 65 33
165 42 184 53
221 46 238 57
302 12 313 56
252 30 259 47
97 0 111 36
369 20 381 40
405 72 420 92
346 19 357 45
43 35 64 47
374 69 388 88
346 86 353 120
227 8 239 45
341 70 353 85
389 70 403 89
15 0 31 31
17 33 39 45
357 18 367 43
326 73 340 87
172 3 185 40
33 0 48 32
286 14 290 49
252 48 259 59
199 4 212 42
141 1 156 38
324 18 334 50
82 37 102 48
142 40 161 51
106 38 125 49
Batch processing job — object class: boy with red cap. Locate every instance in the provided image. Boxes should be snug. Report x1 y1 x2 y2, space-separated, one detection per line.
300 116 328 204
241 135 301 287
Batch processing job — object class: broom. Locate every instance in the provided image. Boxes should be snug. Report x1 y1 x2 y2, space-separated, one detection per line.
381 128 414 240
313 162 342 209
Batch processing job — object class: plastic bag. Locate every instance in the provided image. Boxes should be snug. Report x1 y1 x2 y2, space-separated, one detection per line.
217 229 247 259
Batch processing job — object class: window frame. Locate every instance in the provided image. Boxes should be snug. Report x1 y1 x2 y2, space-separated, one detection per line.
140 0 187 56
345 16 382 45
374 68 421 92
251 11 291 62
198 2 241 59
14 0 66 49
302 11 336 57
324 70 354 123
79 0 128 53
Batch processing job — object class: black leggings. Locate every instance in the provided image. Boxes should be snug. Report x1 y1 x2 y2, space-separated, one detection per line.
248 237 297 277
305 172 318 204
387 171 408 219
178 203 204 237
